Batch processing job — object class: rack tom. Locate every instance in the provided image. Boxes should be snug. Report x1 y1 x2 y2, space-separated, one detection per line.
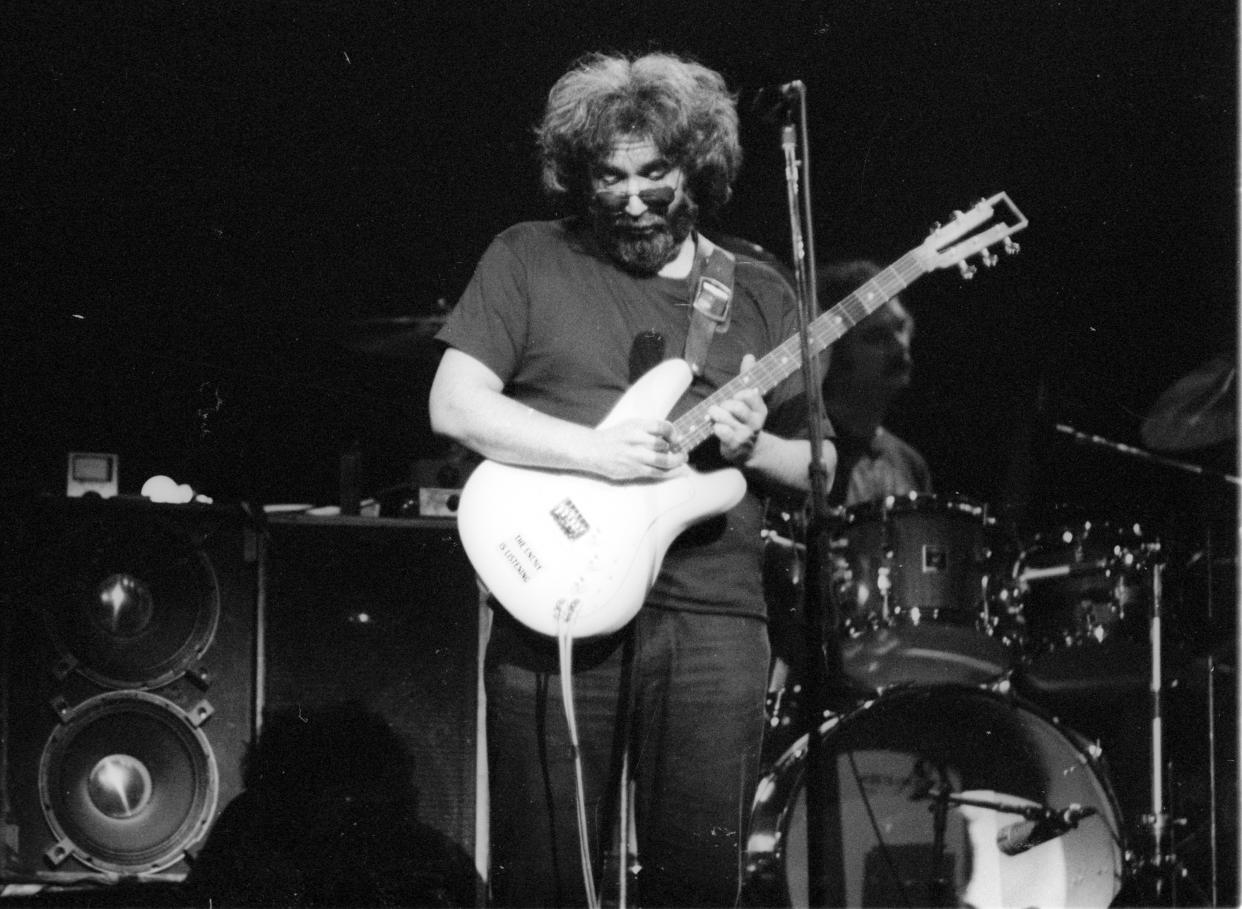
830 494 1011 692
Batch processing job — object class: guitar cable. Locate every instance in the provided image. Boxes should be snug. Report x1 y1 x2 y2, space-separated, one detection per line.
558 622 603 909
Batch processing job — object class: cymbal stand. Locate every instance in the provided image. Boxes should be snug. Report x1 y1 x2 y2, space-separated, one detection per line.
1135 546 1191 903
1147 552 1171 889
1054 423 1241 487
1203 524 1219 907
1185 520 1222 907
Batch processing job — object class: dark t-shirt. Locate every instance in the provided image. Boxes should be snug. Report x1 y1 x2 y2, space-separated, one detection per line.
829 426 933 507
436 218 812 619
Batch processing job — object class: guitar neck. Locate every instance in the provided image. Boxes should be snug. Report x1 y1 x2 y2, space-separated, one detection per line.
672 249 927 451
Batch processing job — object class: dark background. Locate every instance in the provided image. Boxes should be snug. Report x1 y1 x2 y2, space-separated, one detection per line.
1 3 1237 903
4 0 1237 541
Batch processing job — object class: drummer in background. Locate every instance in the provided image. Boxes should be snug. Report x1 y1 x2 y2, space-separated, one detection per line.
818 258 931 507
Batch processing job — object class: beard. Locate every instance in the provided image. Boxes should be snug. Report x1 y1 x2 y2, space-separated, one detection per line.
591 194 699 275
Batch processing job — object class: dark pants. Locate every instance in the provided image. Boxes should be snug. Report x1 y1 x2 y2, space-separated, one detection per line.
485 606 770 908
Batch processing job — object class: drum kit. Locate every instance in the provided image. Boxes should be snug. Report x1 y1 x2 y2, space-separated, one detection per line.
749 357 1238 908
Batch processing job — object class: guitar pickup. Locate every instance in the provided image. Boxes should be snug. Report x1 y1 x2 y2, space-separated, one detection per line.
550 498 590 540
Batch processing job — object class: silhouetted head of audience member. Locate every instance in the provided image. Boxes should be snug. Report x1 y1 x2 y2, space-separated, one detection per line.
182 702 478 907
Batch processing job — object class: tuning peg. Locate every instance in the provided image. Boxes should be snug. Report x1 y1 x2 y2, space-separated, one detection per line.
927 221 942 236
1003 237 1021 255
980 249 999 268
957 260 977 280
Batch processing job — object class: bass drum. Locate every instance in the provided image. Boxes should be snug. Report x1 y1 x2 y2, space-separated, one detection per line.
744 685 1123 908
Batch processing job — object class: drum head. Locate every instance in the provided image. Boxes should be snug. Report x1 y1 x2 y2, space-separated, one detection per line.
745 686 1123 908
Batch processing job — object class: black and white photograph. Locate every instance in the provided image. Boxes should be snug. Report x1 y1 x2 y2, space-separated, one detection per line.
2 3 1236 907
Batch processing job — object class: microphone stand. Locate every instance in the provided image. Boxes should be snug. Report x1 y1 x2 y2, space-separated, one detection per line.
777 79 850 909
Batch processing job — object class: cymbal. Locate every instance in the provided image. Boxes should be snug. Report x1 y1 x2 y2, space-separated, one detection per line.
321 313 447 358
1140 353 1237 452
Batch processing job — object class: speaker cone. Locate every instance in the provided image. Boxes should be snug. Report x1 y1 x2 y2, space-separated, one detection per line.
38 691 219 874
37 511 220 689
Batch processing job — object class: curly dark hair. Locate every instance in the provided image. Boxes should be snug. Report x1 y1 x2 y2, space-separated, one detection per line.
536 52 742 217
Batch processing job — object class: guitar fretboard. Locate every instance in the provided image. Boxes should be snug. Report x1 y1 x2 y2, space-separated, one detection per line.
672 250 926 451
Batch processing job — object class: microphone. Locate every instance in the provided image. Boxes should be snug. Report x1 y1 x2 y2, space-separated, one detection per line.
749 81 805 124
995 805 1097 856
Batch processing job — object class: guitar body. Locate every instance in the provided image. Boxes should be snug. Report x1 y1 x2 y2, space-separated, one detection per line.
456 359 747 638
454 194 1029 638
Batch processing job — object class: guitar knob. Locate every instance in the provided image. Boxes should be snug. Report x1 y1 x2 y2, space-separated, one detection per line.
957 260 978 280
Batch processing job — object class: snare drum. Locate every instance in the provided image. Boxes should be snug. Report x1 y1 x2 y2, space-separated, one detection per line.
831 494 1011 691
743 685 1124 908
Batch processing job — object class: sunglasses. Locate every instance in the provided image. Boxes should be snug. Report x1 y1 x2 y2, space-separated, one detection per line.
592 185 677 213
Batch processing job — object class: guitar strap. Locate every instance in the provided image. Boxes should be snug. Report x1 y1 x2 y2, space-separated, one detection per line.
683 233 735 376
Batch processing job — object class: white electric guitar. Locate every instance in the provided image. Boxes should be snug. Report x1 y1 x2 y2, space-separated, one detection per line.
456 193 1029 637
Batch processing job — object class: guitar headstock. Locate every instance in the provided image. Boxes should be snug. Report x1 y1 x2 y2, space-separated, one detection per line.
917 192 1029 279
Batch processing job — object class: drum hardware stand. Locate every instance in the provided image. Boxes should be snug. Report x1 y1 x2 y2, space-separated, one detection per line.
1132 535 1226 908
1131 546 1198 905
1200 523 1220 908
1052 420 1235 905
1053 423 1241 487
1055 417 1232 902
1177 518 1226 909
1146 550 1171 887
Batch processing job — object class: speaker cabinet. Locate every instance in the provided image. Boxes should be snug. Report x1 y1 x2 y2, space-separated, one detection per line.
1 497 259 883
257 515 482 902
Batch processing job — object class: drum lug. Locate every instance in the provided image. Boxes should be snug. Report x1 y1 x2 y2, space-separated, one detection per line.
739 854 785 908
